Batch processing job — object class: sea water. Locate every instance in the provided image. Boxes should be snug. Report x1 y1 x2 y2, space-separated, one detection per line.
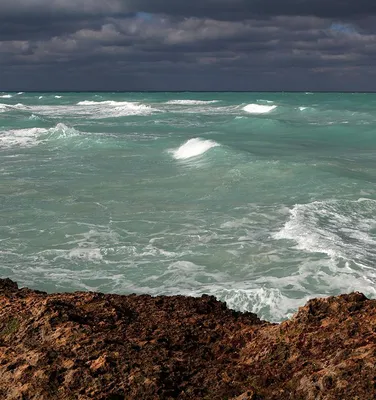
1 91 376 321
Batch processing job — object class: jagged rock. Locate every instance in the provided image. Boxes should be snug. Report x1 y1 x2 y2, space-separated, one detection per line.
0 278 375 399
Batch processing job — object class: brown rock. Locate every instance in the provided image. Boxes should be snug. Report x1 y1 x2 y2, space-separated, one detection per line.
0 279 375 399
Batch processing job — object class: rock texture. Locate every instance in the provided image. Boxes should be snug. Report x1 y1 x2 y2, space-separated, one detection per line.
1 279 376 399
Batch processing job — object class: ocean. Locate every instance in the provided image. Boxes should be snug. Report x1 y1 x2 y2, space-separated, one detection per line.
1 91 376 322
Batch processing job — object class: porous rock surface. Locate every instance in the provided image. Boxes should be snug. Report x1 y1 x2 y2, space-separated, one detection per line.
0 278 375 399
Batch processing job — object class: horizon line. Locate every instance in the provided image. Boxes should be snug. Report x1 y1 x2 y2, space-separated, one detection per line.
2 90 376 94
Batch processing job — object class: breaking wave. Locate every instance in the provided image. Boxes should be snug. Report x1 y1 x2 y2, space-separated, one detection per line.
0 94 12 98
0 103 26 111
0 123 80 149
274 199 376 267
171 138 220 160
243 104 277 114
76 100 157 117
166 100 219 105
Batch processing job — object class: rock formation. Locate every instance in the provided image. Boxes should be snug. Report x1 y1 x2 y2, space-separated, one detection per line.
0 278 375 399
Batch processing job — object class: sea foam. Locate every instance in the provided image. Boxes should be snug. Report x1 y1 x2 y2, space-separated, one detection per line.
171 138 219 160
77 100 156 117
166 100 219 105
243 104 277 114
0 123 80 149
274 199 376 266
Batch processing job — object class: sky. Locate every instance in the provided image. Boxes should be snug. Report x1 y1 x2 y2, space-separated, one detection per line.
1 0 376 91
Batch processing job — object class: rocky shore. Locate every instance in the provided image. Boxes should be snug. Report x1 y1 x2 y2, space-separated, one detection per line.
1 278 375 399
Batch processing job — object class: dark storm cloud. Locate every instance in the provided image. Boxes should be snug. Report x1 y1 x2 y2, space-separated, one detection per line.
127 0 376 20
1 0 376 90
2 1 376 22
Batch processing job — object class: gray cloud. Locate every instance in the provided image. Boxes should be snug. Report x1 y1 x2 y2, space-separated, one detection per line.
1 0 376 90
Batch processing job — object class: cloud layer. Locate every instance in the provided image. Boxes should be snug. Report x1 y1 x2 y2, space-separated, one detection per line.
1 0 376 90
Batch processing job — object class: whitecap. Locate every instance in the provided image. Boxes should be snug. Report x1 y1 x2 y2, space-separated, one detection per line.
243 103 277 114
0 123 80 149
274 199 376 266
55 95 62 99
299 107 307 111
0 127 45 148
76 100 156 117
0 102 27 112
0 94 12 98
166 100 219 105
46 123 80 139
171 138 219 160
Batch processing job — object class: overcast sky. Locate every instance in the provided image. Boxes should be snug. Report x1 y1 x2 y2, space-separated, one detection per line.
1 0 376 91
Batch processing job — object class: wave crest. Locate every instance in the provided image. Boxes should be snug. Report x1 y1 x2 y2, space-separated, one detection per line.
166 100 219 105
243 104 277 114
77 100 157 117
171 138 219 160
0 123 80 149
274 199 376 266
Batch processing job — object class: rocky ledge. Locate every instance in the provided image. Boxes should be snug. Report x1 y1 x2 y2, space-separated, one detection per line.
0 279 376 399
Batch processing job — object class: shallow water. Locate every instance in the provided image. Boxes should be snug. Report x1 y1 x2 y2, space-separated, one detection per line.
1 91 376 321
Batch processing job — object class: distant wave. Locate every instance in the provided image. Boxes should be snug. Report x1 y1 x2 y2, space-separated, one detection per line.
243 104 277 114
0 123 80 149
77 100 157 117
55 95 62 99
166 100 219 105
171 138 219 160
0 94 12 98
0 103 26 111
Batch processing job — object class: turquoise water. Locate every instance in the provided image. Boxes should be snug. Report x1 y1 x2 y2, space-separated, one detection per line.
1 91 376 321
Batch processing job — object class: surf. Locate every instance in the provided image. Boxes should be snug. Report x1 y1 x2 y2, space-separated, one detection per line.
171 138 219 160
243 104 277 114
166 100 219 105
77 100 158 117
274 199 376 266
0 123 80 149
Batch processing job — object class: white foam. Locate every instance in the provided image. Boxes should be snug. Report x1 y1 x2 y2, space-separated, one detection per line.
0 103 25 111
76 100 156 117
166 100 219 105
171 138 219 160
0 94 12 98
29 114 41 120
68 248 103 261
243 104 277 114
38 96 43 99
77 100 109 105
0 123 80 149
46 123 80 139
274 199 376 266
299 107 307 111
17 92 24 95
211 287 299 322
0 127 45 148
257 99 274 104
55 95 62 98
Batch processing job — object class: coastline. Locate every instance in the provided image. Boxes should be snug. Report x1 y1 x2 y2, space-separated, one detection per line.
1 278 375 399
